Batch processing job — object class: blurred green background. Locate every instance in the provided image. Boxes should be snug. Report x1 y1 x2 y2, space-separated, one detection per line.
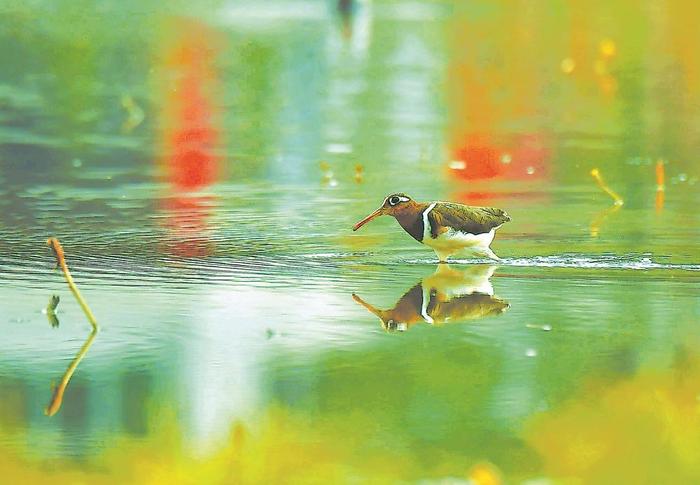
1 1 699 483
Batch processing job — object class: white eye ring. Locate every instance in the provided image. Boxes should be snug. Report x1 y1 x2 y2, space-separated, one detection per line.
389 196 401 205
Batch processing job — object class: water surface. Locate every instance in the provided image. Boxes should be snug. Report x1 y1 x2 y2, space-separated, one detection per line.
1 1 700 483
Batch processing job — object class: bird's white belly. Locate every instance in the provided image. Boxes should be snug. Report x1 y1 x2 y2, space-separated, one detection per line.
422 228 495 252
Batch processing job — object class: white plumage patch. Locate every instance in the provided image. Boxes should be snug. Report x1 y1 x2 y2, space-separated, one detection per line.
420 293 435 324
421 203 503 261
424 227 496 251
422 202 438 241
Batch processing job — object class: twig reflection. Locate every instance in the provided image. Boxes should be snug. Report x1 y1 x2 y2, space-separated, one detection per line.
45 328 97 416
590 203 622 238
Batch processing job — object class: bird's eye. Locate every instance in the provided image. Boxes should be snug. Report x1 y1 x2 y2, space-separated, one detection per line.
389 196 401 206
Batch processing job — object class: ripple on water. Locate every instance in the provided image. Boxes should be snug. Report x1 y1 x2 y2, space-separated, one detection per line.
399 253 700 272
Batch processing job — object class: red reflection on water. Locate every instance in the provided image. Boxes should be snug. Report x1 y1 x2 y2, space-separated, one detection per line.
449 135 503 180
446 9 556 205
448 133 551 204
161 196 218 257
158 19 221 257
449 135 551 181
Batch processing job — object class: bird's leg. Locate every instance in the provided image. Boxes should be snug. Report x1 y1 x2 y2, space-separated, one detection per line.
433 248 453 264
478 247 502 262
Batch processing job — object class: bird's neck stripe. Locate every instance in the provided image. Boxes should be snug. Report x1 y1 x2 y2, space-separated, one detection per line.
420 285 435 324
422 202 437 241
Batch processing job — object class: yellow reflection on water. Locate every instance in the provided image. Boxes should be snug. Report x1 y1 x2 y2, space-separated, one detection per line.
526 341 700 483
5 337 700 484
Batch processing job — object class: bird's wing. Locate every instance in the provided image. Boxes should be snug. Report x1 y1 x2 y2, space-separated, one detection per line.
428 203 511 238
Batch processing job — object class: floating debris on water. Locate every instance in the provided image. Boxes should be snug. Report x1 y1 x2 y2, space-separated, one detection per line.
44 295 60 328
354 164 364 183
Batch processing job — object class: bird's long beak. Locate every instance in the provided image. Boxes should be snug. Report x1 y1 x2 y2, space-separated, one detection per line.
352 293 394 330
352 293 384 317
352 208 384 231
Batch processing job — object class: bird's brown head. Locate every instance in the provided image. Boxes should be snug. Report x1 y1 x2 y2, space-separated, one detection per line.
352 193 416 231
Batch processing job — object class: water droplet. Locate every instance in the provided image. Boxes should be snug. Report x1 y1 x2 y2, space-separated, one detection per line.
678 173 688 182
72 158 83 168
449 160 467 170
526 166 535 175
501 153 512 164
542 324 552 331
525 348 537 357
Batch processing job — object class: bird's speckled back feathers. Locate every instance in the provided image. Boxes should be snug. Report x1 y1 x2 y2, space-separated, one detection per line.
428 203 511 238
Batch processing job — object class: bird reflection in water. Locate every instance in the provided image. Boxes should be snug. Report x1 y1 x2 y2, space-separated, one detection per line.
352 265 509 332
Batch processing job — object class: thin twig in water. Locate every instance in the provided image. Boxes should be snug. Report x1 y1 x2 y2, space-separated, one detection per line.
589 168 623 237
590 168 624 206
45 238 99 416
47 238 98 330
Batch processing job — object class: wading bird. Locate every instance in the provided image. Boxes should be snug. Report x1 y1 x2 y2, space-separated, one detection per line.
352 193 510 262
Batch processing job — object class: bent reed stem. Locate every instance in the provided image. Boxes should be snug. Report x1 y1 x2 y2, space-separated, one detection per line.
45 237 99 416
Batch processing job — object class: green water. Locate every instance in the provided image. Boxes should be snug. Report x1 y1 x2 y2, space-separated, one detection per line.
1 1 700 483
